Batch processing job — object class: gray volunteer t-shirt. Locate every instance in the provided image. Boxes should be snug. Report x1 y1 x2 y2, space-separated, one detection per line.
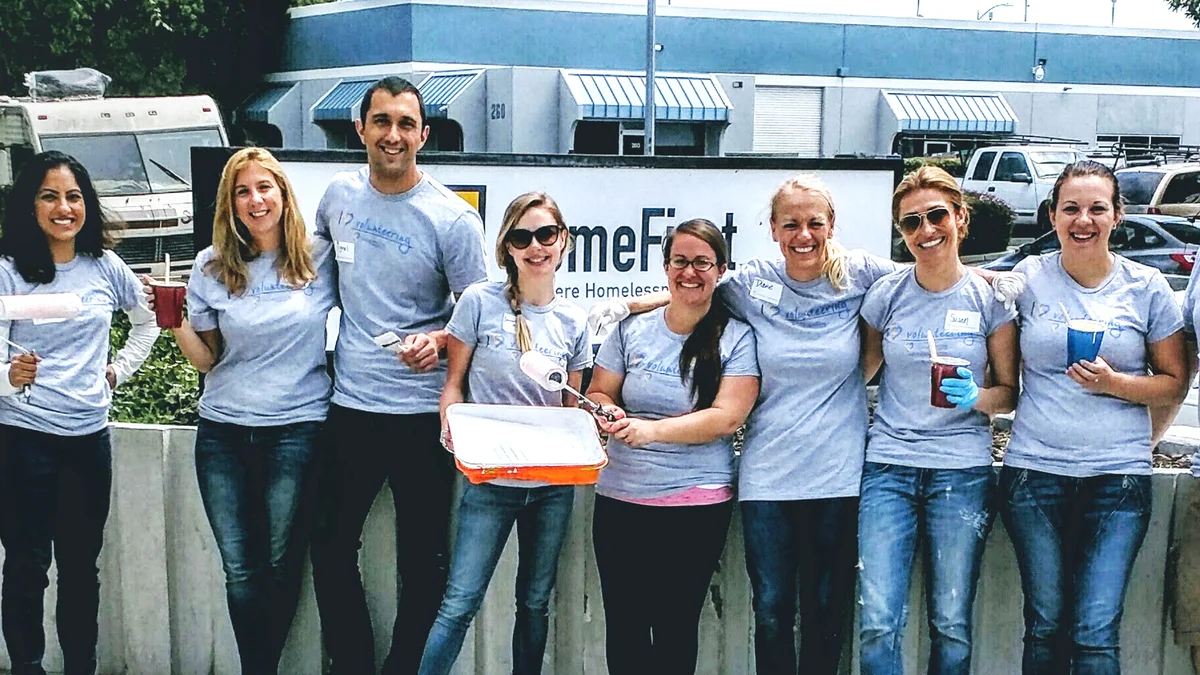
0 251 144 436
861 268 1016 469
1181 259 1200 478
593 307 759 501
446 281 592 406
720 251 897 501
316 168 488 414
188 241 338 426
1007 252 1182 477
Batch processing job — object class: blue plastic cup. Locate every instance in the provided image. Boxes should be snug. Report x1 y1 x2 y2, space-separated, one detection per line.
1067 319 1105 368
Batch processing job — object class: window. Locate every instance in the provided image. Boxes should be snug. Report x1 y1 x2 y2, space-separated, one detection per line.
970 152 997 181
1116 171 1166 206
993 152 1030 181
40 128 224 196
1160 221 1200 245
1097 134 1181 148
1027 151 1079 179
1161 172 1200 206
923 141 952 155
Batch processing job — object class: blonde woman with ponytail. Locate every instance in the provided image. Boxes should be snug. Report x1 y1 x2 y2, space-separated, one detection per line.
587 175 1026 674
420 192 591 675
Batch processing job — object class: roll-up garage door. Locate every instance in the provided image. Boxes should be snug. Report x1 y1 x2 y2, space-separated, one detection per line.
753 86 823 156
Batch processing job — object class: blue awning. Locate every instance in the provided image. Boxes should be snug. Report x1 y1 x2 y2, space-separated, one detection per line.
238 84 294 124
312 80 375 122
883 92 1017 134
563 72 731 122
418 70 484 118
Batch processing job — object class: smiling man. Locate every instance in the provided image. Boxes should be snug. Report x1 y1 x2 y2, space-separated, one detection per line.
309 76 488 675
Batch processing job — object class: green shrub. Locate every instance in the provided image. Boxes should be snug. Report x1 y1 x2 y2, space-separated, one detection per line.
109 312 200 425
890 189 1016 261
904 156 965 178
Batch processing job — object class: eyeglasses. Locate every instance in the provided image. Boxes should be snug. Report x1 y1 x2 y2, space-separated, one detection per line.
898 207 951 233
666 256 717 272
506 225 563 249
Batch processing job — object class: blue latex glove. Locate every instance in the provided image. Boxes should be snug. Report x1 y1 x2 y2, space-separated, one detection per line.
939 366 980 410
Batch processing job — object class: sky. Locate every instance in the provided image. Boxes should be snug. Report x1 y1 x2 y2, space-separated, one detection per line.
567 0 1200 30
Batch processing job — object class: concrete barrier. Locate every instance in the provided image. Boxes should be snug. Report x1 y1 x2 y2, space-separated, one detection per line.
0 423 1196 674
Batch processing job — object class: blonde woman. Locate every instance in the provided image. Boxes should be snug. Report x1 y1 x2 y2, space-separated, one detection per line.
159 147 336 675
587 175 1024 674
418 192 591 675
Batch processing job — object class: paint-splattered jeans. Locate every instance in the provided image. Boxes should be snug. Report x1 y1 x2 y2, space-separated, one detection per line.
1000 467 1150 675
857 462 994 675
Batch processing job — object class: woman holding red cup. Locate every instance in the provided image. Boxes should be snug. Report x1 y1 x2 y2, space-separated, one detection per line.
150 146 336 674
0 150 158 675
856 166 1019 675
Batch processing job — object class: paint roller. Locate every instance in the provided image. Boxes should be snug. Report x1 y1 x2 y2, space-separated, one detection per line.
0 293 84 399
519 351 618 423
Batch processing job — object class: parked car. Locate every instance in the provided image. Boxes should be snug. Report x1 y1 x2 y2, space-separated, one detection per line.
981 214 1200 290
960 145 1089 227
1116 163 1200 218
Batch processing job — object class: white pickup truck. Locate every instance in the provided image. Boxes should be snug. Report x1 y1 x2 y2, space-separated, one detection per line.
959 145 1088 226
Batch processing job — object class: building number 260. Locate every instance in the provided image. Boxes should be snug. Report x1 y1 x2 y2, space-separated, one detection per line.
490 103 506 120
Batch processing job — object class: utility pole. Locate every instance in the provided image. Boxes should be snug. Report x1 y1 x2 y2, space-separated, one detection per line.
1024 0 1029 21
1111 0 1117 25
645 0 657 156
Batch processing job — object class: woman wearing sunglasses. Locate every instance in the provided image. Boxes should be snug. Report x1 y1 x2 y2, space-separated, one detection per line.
1001 161 1187 674
418 192 592 675
586 175 1023 674
856 166 1019 675
585 218 760 675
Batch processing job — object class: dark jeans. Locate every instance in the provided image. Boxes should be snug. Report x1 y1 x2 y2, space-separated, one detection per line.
592 495 733 675
418 481 575 675
311 405 455 675
740 497 859 675
1000 467 1152 675
0 425 112 675
857 463 994 675
194 418 322 675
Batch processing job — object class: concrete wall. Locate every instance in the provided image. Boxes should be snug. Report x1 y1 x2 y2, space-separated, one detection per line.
714 75 755 155
1 424 1196 674
510 68 561 155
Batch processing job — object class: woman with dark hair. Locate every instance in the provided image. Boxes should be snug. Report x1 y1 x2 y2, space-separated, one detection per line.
418 191 590 675
156 146 335 674
585 218 760 675
1002 160 1188 674
0 150 158 675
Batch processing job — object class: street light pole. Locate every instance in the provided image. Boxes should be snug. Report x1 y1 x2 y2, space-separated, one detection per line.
1024 0 1029 21
1111 0 1117 25
645 0 657 156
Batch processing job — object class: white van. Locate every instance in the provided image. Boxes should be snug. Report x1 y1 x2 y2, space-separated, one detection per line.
959 145 1087 226
0 94 228 274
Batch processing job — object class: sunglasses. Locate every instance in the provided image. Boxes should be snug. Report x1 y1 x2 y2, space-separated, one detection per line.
898 207 951 233
506 224 563 249
666 256 717 272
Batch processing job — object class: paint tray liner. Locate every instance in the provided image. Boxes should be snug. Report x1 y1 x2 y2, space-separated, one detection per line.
446 403 607 485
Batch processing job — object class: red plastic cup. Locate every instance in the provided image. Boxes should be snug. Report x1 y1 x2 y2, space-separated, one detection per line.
150 280 186 329
930 356 970 409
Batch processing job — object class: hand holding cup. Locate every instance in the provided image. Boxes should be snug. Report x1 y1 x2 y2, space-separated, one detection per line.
938 366 980 410
1067 356 1116 394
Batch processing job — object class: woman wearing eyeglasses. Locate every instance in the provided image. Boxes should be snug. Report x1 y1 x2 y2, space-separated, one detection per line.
856 166 1019 675
586 175 1024 675
1001 161 1187 674
585 218 760 675
418 192 592 675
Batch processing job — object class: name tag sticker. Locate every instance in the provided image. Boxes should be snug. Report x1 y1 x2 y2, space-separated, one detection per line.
335 241 355 264
502 314 517 334
944 310 982 333
749 278 783 305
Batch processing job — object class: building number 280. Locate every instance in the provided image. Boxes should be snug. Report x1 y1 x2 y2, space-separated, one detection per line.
490 103 506 120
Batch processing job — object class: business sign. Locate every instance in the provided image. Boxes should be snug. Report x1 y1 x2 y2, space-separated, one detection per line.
192 150 901 314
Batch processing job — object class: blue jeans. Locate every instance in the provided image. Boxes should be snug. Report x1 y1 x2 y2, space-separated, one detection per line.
417 481 575 675
1000 467 1151 675
0 425 112 675
857 463 994 675
740 497 859 675
194 418 321 675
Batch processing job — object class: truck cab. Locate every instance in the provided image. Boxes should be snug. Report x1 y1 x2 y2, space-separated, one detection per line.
959 145 1087 226
0 95 228 275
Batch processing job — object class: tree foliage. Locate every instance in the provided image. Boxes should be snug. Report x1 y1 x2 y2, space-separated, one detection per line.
1165 1 1200 26
0 0 292 136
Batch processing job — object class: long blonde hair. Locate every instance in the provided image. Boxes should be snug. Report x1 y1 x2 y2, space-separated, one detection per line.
208 147 315 296
494 192 571 352
770 174 850 291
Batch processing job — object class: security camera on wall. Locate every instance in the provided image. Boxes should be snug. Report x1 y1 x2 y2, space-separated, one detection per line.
1032 58 1047 82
